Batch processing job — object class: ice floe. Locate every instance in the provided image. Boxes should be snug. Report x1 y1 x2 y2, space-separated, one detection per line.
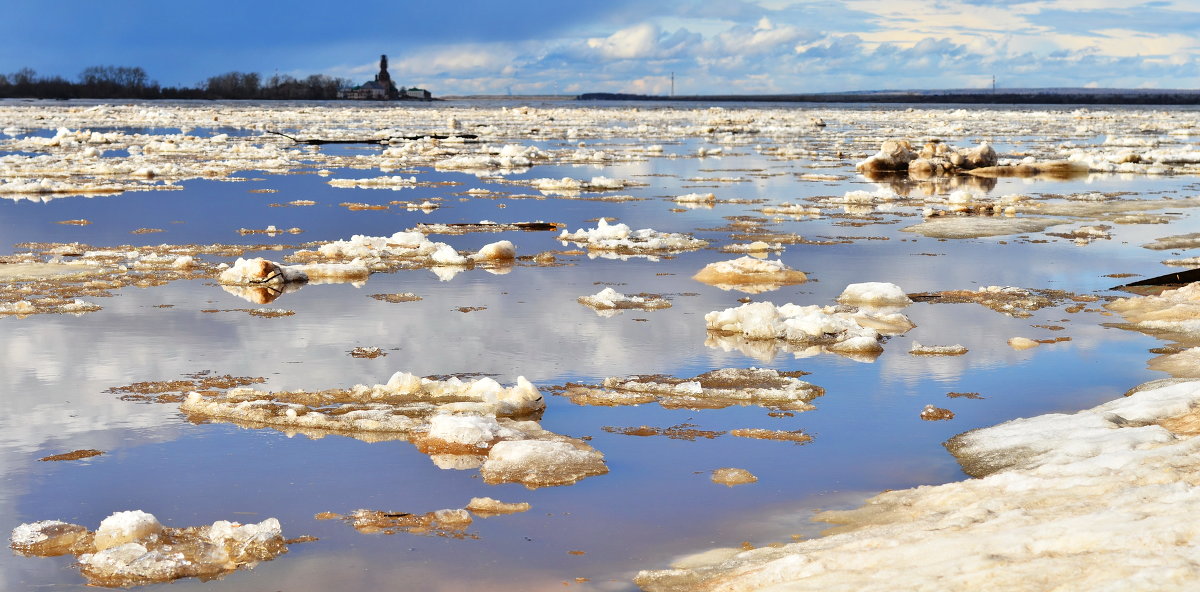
692 256 807 294
558 368 823 412
11 511 287 587
558 219 707 257
578 287 671 316
179 371 607 488
704 298 914 361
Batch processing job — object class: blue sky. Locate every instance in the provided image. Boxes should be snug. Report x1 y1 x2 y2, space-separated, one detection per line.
4 0 1197 95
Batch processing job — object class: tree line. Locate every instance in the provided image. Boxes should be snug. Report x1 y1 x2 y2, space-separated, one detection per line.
0 66 352 100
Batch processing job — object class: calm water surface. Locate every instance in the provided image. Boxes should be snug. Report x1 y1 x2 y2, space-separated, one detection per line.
2 104 1194 590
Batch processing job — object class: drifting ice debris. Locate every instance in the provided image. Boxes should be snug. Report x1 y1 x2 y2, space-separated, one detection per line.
674 192 716 207
217 257 308 286
902 215 1066 239
857 139 996 176
286 231 512 277
967 160 1088 179
919 405 955 421
480 439 608 488
908 285 1070 318
180 372 607 488
577 287 671 316
711 467 757 486
558 219 707 256
704 299 914 360
465 497 531 517
531 176 634 195
558 368 823 412
10 511 286 587
692 256 807 294
836 282 911 307
321 508 475 539
909 342 968 356
1008 337 1040 350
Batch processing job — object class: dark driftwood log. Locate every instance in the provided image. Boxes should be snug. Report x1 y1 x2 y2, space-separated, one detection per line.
1114 268 1200 290
267 130 478 144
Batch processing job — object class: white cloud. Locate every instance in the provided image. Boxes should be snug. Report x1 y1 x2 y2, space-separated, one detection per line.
588 23 663 59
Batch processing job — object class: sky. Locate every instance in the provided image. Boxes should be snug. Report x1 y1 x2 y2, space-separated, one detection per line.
3 0 1198 95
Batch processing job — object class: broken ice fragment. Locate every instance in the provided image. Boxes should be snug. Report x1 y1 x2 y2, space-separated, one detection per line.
11 511 286 587
711 467 757 486
692 256 807 294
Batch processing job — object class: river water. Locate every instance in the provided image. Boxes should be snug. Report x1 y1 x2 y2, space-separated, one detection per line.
2 100 1198 590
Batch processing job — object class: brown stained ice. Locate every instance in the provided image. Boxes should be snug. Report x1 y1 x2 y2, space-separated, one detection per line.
179 372 608 488
369 292 422 303
728 428 813 444
856 139 996 176
556 368 822 412
1105 282 1200 348
464 497 531 517
321 497 530 539
39 449 104 461
603 424 726 441
691 256 808 294
577 288 672 315
908 342 969 356
920 405 955 421
908 286 1096 318
0 241 295 316
711 467 758 486
415 221 563 235
106 372 266 404
320 509 477 539
10 511 287 587
349 346 387 359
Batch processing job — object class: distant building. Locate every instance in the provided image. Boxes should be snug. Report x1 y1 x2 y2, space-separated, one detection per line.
404 87 431 100
339 55 432 101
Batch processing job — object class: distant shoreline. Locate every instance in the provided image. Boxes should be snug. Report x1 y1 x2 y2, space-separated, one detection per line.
576 90 1200 105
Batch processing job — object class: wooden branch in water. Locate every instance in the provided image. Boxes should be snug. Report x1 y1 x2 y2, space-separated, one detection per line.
266 130 477 145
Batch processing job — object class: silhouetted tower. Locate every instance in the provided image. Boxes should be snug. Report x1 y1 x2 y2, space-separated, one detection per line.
375 54 399 99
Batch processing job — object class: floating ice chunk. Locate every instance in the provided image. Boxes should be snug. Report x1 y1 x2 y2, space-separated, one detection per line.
531 176 632 194
430 244 469 265
481 440 608 488
693 256 807 294
13 511 287 587
471 240 516 262
93 510 162 551
424 415 506 451
9 520 90 556
909 342 968 356
0 300 36 315
1008 337 1039 350
704 300 911 358
711 467 757 486
674 192 715 204
558 219 707 254
291 259 371 283
218 257 308 286
919 404 954 420
837 282 912 307
577 287 671 314
465 497 531 516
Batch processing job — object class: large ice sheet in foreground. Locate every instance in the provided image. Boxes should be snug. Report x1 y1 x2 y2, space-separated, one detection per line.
636 379 1200 591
